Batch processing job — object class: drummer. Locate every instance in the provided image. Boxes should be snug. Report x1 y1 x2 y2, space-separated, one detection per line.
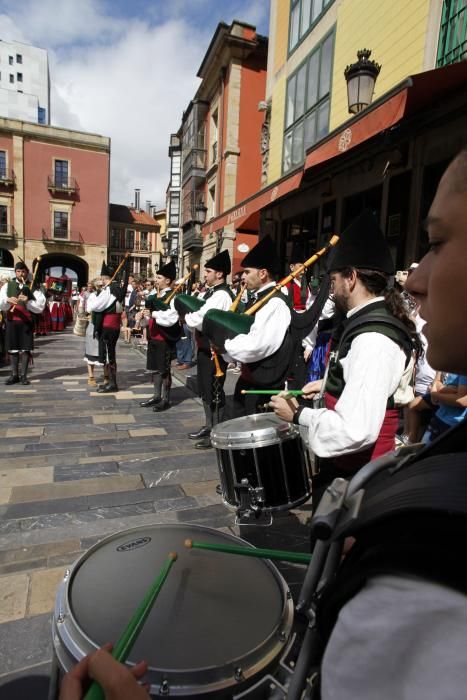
271 210 418 502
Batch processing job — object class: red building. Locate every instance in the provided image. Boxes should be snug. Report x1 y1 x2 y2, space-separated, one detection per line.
0 117 110 286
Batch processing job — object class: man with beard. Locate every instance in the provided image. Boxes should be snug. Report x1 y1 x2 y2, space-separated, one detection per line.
271 210 417 500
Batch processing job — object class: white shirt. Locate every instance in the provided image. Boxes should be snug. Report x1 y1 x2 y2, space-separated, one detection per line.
86 286 116 313
0 282 46 314
322 575 467 700
151 288 179 328
302 296 335 352
224 282 291 364
185 285 232 332
298 298 406 458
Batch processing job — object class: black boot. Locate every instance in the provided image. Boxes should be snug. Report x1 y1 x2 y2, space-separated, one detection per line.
153 380 170 412
97 364 110 391
189 426 211 439
98 362 118 393
141 374 162 407
195 435 213 449
20 352 31 385
5 354 20 384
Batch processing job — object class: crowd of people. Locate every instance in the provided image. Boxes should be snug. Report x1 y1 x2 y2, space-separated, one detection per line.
1 148 467 699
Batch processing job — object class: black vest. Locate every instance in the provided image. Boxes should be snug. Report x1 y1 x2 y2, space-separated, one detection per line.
325 301 414 408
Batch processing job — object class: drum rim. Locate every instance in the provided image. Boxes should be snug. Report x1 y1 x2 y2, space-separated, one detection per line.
53 523 294 694
211 413 299 449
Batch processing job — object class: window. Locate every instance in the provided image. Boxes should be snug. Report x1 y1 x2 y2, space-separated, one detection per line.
54 160 69 188
140 231 149 250
283 30 334 174
0 205 7 233
125 229 135 249
0 151 6 179
9 56 13 66
208 185 216 220
16 54 23 64
110 228 121 248
171 153 181 187
17 72 23 82
9 74 14 83
289 0 334 53
437 0 466 66
53 211 69 239
38 107 46 124
169 191 180 227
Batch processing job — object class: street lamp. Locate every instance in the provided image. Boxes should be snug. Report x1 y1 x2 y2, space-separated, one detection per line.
195 202 208 225
344 49 381 115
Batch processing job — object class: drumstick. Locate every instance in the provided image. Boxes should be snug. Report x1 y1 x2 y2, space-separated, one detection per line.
241 389 304 396
185 539 311 565
84 552 177 700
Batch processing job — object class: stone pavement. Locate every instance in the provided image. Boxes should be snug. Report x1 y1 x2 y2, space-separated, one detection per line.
0 330 311 695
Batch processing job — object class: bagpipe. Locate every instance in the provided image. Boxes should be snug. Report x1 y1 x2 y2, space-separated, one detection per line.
8 256 42 314
202 235 339 353
149 265 200 313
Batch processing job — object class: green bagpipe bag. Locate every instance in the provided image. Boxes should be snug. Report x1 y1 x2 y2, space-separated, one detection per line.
202 309 254 354
173 293 205 316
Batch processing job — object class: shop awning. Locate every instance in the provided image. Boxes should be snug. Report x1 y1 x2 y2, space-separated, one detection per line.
304 61 467 173
202 170 302 235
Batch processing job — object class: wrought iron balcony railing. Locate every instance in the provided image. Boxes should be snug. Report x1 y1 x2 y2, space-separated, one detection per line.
42 228 83 243
0 169 15 186
47 175 79 193
0 224 16 238
183 227 203 251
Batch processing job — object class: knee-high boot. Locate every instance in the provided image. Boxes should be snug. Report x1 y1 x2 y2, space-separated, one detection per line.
20 352 31 385
5 353 20 384
98 362 118 393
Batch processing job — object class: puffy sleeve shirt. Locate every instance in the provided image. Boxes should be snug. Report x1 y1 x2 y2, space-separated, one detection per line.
185 287 233 332
86 287 117 313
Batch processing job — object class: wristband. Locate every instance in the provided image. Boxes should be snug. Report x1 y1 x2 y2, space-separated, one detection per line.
292 405 306 425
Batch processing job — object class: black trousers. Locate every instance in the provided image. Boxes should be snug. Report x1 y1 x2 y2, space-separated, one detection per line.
147 339 172 376
197 348 227 408
5 320 34 353
98 328 120 365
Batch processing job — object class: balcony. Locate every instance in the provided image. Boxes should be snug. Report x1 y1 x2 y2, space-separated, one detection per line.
183 226 203 251
182 148 207 184
42 228 83 245
0 224 16 240
47 175 79 195
134 241 152 252
0 169 15 187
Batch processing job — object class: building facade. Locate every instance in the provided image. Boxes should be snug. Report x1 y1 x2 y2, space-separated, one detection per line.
162 133 182 270
203 0 466 272
179 20 268 276
108 204 162 278
0 39 50 125
0 117 110 286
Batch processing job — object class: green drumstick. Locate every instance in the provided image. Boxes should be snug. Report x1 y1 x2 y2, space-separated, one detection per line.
185 538 311 565
84 552 177 700
240 389 304 396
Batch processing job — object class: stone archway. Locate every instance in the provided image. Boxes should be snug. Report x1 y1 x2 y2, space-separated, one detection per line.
0 248 14 268
35 253 89 289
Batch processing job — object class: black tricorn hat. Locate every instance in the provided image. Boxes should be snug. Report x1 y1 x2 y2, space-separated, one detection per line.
158 260 176 281
327 210 395 275
241 234 279 274
15 260 29 272
205 249 231 275
101 261 112 277
290 241 306 264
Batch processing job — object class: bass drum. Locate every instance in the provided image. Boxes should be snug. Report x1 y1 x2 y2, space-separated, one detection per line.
212 414 312 513
52 524 294 698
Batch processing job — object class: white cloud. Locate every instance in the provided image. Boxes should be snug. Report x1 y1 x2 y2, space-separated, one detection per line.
0 0 268 207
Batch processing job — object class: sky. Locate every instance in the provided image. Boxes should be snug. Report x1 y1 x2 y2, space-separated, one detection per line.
0 0 269 209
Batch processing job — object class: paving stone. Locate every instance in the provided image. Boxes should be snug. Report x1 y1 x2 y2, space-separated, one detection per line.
27 566 67 617
54 461 119 482
182 480 219 496
92 414 136 425
8 474 144 504
128 427 167 437
0 467 54 488
0 487 12 505
4 427 44 438
0 613 52 674
0 573 29 623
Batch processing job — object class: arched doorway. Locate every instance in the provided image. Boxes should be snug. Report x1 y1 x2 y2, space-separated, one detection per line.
34 253 89 289
0 248 14 268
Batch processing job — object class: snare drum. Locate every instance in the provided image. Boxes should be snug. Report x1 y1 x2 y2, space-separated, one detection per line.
52 524 294 698
211 414 312 514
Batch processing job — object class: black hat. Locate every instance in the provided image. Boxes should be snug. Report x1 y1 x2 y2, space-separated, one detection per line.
327 210 395 275
158 260 176 281
290 241 306 264
101 261 111 277
15 260 29 272
241 235 279 274
205 249 231 275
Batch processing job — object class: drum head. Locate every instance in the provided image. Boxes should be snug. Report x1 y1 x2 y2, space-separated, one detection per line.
211 413 298 449
59 524 293 695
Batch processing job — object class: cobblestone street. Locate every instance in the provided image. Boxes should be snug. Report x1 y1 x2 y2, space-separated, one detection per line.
0 330 311 694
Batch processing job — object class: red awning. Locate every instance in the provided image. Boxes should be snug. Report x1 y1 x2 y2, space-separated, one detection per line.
203 171 302 235
304 61 467 173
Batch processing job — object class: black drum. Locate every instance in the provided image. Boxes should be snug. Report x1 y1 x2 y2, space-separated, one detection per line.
52 524 294 698
211 414 312 514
